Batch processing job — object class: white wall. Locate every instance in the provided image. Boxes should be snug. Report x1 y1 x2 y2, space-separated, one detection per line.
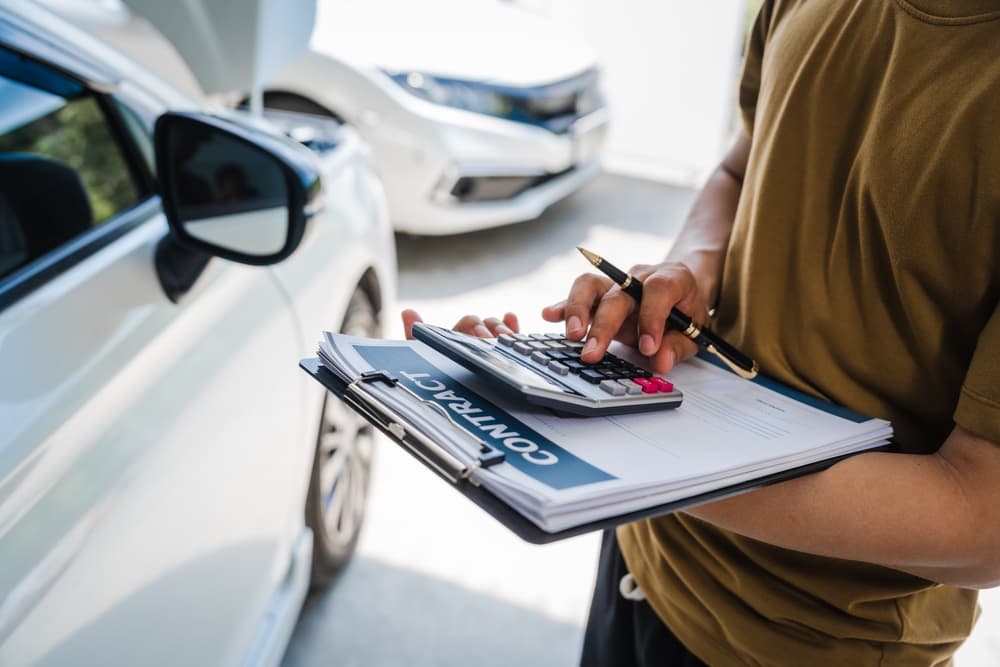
516 0 746 186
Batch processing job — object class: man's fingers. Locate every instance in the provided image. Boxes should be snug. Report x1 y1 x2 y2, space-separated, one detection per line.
408 311 520 339
542 300 566 323
482 316 516 337
401 309 423 340
453 314 490 338
635 269 693 355
564 274 614 340
582 287 636 363
650 331 699 374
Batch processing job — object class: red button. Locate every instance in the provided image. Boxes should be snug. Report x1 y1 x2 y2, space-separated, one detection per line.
641 383 659 394
632 378 652 386
653 377 674 392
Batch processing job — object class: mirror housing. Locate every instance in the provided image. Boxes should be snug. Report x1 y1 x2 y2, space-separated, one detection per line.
154 111 322 265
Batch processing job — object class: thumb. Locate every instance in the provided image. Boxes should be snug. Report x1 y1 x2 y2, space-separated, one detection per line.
401 309 423 339
649 331 699 374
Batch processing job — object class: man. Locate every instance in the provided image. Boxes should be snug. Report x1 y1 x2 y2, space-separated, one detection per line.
405 0 999 662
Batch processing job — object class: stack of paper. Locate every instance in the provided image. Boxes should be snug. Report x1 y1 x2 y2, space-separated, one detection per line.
318 334 892 533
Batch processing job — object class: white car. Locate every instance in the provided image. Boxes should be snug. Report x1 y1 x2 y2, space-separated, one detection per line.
37 0 609 235
0 2 396 666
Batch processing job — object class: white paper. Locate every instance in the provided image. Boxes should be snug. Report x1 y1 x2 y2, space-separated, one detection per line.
319 334 892 532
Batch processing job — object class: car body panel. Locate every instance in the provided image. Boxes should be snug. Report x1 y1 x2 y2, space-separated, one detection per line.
270 51 607 234
34 0 607 235
0 2 397 665
0 216 304 667
311 0 596 87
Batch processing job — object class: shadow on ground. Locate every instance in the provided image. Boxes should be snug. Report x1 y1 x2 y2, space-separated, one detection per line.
395 173 696 300
281 557 583 667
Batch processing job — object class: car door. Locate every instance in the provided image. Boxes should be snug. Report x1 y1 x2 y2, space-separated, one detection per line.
0 43 306 666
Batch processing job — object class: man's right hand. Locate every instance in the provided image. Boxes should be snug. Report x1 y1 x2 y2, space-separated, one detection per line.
541 261 713 374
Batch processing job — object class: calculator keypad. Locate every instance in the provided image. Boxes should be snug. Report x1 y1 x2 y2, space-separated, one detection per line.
497 334 675 397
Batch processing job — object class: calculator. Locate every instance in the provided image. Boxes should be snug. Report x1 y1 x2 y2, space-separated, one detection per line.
411 323 683 416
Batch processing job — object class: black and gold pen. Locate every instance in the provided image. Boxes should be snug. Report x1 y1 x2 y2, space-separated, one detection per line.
577 246 759 379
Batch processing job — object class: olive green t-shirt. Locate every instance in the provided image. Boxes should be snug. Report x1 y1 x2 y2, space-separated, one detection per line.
618 1 1000 664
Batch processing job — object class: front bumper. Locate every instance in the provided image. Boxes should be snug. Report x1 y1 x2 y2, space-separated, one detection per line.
365 103 608 235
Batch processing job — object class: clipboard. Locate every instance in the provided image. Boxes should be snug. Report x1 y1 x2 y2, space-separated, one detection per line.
301 357 892 545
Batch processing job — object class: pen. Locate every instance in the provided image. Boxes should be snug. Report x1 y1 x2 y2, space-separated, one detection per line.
577 246 759 380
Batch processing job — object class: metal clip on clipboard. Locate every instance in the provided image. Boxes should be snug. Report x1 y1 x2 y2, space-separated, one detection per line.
347 370 506 485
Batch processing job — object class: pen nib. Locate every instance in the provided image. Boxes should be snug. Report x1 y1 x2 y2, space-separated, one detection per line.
577 246 602 267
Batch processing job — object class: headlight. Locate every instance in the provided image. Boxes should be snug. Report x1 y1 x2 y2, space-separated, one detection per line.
384 68 603 134
385 71 514 118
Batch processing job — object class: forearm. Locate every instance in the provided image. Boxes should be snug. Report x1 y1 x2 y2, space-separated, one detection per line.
665 135 749 307
684 428 1000 588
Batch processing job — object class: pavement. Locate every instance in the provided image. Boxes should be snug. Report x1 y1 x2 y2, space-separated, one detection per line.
280 173 1000 667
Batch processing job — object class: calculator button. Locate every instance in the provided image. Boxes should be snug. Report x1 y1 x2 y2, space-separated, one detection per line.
581 369 605 384
652 377 674 392
544 341 567 349
564 360 586 370
563 340 584 349
547 360 569 375
512 333 532 341
618 379 643 395
545 333 565 339
599 379 627 396
512 342 533 355
530 351 550 364
632 378 658 394
528 341 549 349
497 334 516 347
529 333 549 340
546 350 569 360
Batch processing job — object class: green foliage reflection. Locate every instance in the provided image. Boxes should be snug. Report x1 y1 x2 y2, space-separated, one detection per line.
0 95 139 224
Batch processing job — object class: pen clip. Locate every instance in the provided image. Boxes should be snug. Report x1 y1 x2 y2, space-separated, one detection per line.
704 344 759 380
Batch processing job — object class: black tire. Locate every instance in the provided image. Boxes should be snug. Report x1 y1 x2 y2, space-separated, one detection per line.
305 287 378 589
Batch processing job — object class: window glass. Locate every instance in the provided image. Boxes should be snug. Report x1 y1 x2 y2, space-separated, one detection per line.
112 97 155 174
0 49 141 280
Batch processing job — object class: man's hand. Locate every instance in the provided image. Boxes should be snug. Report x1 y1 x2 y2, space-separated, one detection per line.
536 134 750 375
401 309 519 340
541 262 712 374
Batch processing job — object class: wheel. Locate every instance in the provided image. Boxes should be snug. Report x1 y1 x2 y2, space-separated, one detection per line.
305 287 378 589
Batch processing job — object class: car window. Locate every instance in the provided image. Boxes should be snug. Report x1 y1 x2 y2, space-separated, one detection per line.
0 47 143 280
112 96 155 174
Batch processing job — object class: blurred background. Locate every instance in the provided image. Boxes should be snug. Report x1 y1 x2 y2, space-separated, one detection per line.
19 0 998 664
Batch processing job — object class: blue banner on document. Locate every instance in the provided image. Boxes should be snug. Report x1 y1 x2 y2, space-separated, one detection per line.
356 345 616 490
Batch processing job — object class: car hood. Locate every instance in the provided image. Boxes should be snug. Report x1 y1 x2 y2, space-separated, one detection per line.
310 0 598 87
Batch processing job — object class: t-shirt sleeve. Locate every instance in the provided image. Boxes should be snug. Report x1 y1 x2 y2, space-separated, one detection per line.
738 2 772 136
954 303 1000 444
739 0 797 137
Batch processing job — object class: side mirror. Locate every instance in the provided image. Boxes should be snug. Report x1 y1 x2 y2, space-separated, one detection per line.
154 111 321 265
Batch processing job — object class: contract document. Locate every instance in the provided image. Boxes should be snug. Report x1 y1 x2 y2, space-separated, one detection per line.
310 333 893 535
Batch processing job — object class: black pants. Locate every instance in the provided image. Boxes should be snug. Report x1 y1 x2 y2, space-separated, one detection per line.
581 530 707 667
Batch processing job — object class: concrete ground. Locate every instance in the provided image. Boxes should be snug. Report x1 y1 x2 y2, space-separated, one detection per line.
280 173 999 667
